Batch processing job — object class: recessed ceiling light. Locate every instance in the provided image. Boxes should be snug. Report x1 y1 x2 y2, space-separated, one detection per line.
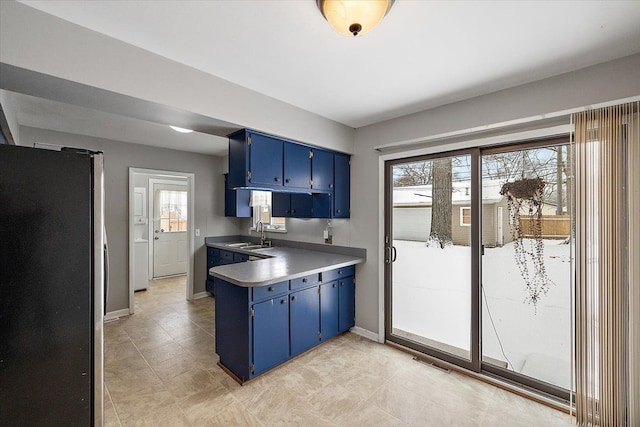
169 125 194 133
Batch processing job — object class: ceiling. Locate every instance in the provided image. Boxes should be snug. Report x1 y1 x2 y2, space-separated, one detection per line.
6 1 640 154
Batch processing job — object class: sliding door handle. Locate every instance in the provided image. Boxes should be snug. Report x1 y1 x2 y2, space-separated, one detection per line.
391 246 397 263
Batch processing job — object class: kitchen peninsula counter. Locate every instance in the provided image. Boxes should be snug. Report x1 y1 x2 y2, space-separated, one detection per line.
205 237 365 287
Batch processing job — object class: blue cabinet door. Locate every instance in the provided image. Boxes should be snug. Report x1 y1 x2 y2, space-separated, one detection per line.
249 132 283 187
290 287 320 356
252 297 289 375
284 142 311 189
312 193 331 218
225 174 252 217
312 149 334 191
320 281 339 341
271 192 291 217
290 193 313 218
333 153 350 218
338 276 355 332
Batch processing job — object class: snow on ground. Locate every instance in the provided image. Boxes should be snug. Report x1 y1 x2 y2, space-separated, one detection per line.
392 239 572 390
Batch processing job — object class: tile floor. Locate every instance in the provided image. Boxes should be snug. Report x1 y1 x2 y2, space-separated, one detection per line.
104 276 574 426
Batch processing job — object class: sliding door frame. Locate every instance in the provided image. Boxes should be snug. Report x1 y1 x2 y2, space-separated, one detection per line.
384 147 481 373
384 136 572 402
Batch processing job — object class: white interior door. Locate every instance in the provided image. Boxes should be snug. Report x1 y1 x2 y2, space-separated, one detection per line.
153 183 188 278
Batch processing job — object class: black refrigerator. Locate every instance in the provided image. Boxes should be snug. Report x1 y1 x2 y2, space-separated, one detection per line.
0 144 105 426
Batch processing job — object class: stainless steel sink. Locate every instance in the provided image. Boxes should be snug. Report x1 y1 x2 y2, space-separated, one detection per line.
224 242 253 247
243 244 273 250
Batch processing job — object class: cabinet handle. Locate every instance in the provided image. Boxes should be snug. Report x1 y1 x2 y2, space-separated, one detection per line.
292 209 296 214
291 296 297 301
329 184 333 189
268 287 274 292
285 178 290 183
338 270 342 275
332 283 337 288
336 209 341 213
340 282 344 286
302 278 308 283
281 299 287 304
275 177 280 182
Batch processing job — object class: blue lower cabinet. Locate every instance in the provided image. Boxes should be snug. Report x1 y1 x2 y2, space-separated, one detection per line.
252 297 290 375
214 264 357 382
338 276 356 332
290 287 320 356
320 281 339 341
206 279 215 294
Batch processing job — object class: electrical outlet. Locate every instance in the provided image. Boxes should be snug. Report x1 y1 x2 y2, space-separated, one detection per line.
195 228 200 237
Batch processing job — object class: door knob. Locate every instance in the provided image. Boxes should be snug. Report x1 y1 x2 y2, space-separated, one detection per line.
155 229 159 233
154 236 159 240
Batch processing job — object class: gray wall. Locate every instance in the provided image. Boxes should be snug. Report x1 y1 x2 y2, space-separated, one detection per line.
350 54 640 335
19 126 242 313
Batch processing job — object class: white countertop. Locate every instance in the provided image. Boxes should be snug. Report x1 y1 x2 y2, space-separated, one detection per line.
208 245 364 287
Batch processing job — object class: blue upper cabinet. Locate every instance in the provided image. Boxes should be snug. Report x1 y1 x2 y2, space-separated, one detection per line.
224 174 252 217
228 129 283 189
311 149 334 192
284 142 311 189
227 129 350 218
249 132 284 187
333 153 350 218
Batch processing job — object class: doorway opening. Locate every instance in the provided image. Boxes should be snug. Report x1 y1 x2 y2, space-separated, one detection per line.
128 168 195 315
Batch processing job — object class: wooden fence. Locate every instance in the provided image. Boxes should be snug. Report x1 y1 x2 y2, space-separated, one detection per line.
519 215 571 239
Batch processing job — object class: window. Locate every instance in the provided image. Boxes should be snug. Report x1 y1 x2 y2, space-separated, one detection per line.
460 206 471 226
157 190 187 232
250 191 286 231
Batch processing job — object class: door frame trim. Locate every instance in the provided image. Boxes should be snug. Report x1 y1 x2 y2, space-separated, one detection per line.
128 168 195 315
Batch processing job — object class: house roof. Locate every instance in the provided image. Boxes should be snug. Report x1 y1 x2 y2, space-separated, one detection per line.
393 180 504 207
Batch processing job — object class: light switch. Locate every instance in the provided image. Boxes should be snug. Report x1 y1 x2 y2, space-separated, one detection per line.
195 228 200 237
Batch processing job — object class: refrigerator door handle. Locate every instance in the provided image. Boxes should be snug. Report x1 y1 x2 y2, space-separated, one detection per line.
104 229 109 315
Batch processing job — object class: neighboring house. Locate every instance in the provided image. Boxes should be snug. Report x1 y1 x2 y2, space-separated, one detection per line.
393 180 512 247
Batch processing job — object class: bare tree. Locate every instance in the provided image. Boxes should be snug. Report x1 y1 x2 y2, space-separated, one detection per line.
427 157 452 248
393 161 432 187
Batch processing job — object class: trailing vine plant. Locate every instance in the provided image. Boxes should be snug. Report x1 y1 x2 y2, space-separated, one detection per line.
499 178 554 311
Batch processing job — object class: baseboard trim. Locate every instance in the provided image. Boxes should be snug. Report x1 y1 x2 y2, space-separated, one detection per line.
192 291 210 300
350 326 381 343
104 308 130 321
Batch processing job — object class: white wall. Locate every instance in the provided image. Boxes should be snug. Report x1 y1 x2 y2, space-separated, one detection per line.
19 126 242 313
350 54 640 336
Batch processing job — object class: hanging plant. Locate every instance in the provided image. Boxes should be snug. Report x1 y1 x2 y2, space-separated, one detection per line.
499 178 554 310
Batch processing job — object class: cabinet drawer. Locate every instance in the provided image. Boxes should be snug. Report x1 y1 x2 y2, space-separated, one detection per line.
233 252 249 263
322 265 355 283
290 273 320 291
252 281 289 302
207 247 220 259
219 250 233 261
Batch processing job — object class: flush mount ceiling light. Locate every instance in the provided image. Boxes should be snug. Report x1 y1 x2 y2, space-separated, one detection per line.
317 0 394 37
169 125 194 133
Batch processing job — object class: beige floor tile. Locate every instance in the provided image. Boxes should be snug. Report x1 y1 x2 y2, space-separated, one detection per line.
307 383 365 423
112 389 174 425
177 382 237 425
202 400 263 426
335 401 408 427
104 275 571 427
163 367 222 401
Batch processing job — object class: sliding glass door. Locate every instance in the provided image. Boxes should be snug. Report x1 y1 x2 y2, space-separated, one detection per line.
385 150 479 369
385 138 573 399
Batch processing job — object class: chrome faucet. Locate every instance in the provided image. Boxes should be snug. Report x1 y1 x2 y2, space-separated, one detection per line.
256 221 266 246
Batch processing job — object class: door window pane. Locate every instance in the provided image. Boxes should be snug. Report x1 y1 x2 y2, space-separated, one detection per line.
481 145 572 390
391 155 472 360
157 190 187 232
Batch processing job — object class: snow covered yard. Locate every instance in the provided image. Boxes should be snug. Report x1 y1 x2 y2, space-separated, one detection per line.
392 239 572 389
